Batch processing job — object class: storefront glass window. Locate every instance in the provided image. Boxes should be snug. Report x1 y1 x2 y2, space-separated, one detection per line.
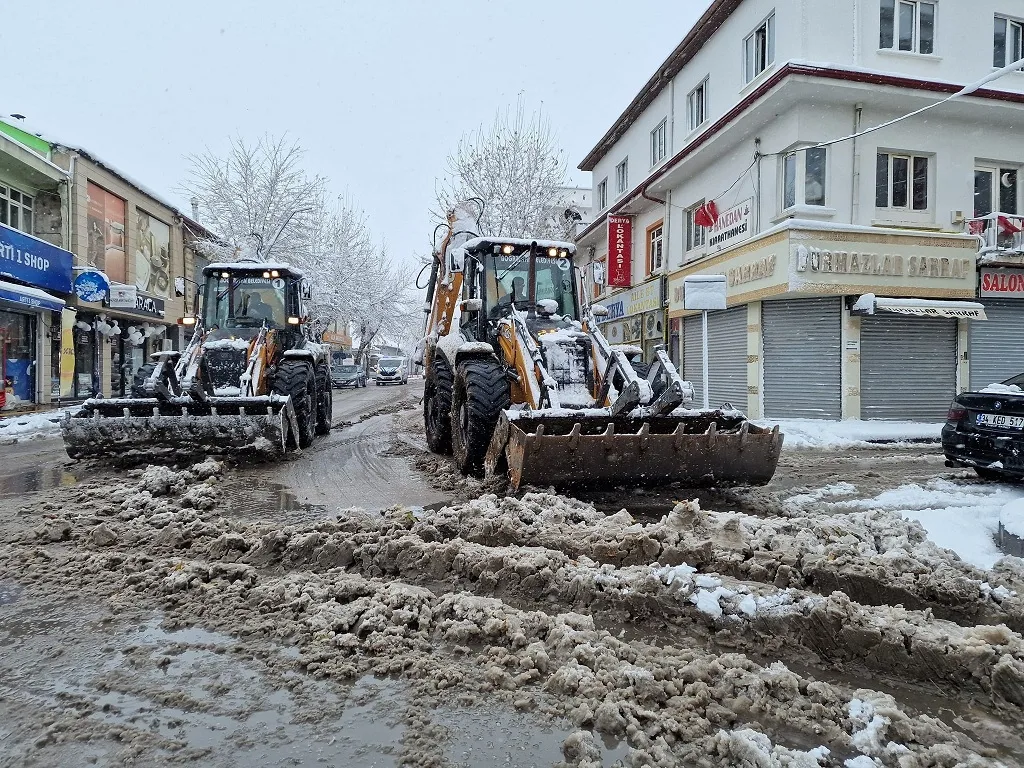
0 309 37 407
73 318 98 399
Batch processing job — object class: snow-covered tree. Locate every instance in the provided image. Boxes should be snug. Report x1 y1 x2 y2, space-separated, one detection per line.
182 135 416 348
434 99 571 240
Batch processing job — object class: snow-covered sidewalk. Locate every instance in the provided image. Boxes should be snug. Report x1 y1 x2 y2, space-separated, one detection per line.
0 407 72 444
758 418 941 449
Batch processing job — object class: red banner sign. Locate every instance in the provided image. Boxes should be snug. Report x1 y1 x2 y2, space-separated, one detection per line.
607 215 632 288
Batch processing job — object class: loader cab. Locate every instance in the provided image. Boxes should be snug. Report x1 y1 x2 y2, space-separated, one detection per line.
201 264 307 344
459 240 580 343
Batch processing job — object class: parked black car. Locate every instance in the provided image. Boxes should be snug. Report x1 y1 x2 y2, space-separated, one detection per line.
332 364 367 389
942 373 1024 479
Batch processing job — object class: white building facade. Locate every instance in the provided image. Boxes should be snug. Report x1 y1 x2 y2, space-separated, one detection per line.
577 0 1024 420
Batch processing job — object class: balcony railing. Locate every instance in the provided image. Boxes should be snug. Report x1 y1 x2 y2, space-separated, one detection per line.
966 212 1024 254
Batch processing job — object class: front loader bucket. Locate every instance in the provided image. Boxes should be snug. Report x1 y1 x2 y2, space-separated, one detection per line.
61 395 298 464
488 411 783 493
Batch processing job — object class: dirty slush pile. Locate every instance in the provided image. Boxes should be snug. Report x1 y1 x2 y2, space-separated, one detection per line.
3 462 1024 766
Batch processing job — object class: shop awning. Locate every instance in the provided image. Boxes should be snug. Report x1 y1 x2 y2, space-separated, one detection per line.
0 279 66 313
852 294 987 320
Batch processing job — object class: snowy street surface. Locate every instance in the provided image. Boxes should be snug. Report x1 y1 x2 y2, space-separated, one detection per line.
2 389 1024 767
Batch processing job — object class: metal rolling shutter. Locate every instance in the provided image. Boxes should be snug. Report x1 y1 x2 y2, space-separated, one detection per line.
763 298 842 419
970 299 1024 390
682 307 747 412
860 315 956 420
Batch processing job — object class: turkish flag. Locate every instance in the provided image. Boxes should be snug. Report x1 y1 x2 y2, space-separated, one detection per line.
998 215 1023 235
968 220 985 235
694 200 719 228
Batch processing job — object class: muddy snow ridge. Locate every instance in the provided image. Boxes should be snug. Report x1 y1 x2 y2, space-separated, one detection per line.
3 462 1023 766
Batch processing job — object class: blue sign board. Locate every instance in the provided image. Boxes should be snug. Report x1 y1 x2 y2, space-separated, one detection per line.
0 282 66 312
74 270 110 302
0 222 74 293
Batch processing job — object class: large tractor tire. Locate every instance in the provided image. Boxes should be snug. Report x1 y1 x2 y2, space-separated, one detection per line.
451 357 511 478
130 363 157 398
314 363 332 435
424 353 454 455
273 360 316 449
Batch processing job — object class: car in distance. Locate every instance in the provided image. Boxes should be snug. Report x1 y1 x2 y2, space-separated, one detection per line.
375 357 408 386
943 372 1024 479
332 363 367 389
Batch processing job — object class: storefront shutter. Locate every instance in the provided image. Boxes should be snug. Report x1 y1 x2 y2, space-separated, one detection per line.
860 315 956 420
683 306 747 412
969 299 1024 390
763 298 842 419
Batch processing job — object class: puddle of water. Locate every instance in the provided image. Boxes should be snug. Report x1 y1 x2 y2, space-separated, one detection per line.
0 465 77 497
219 478 328 519
996 523 1024 557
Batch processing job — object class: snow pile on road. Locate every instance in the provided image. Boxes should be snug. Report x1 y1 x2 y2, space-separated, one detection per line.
0 407 72 444
756 418 941 449
829 477 1024 570
4 469 1023 764
1002 499 1024 539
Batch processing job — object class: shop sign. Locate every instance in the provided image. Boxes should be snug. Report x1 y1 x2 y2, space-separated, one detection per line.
73 270 110 302
607 215 632 288
980 269 1024 298
105 290 165 318
708 199 752 250
108 283 139 309
323 330 352 346
0 222 74 293
596 278 662 322
793 245 972 280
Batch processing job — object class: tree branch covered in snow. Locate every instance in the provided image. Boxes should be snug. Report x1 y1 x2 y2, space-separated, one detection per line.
434 99 573 240
182 136 417 353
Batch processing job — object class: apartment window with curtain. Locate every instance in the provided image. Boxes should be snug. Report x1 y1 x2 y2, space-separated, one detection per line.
974 166 1019 217
994 16 1024 68
615 158 628 195
685 201 707 253
687 78 708 131
781 147 827 210
876 152 930 210
647 222 664 274
650 120 667 166
880 0 935 54
0 184 34 234
744 13 775 83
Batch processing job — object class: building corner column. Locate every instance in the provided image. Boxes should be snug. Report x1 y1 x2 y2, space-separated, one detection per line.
841 306 861 419
956 319 970 394
746 302 763 419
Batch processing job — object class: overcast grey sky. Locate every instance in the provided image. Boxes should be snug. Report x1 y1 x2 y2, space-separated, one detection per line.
4 1 710 269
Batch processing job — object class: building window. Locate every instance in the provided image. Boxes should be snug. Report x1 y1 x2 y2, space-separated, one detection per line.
687 78 708 131
0 184 34 234
647 222 664 274
876 152 929 210
994 16 1024 68
685 201 707 253
880 0 935 54
974 166 1019 217
650 120 667 166
744 13 775 83
781 147 827 210
597 178 608 210
615 158 628 195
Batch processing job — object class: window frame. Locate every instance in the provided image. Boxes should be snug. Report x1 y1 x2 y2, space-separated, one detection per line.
597 178 608 211
685 200 708 256
646 220 665 276
994 15 1024 69
687 77 709 132
615 158 629 195
779 147 828 212
650 119 667 167
743 12 776 84
875 151 931 212
0 183 35 235
879 0 936 55
974 164 1020 217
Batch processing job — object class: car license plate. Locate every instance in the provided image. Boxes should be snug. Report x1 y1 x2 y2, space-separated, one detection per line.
977 413 1024 429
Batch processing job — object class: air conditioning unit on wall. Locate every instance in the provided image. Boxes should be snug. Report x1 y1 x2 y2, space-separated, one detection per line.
644 311 664 338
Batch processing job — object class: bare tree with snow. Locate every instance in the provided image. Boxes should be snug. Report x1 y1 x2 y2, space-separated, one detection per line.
435 99 571 240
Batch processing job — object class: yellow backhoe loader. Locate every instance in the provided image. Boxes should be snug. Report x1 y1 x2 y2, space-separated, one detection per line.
415 205 783 492
62 261 332 463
